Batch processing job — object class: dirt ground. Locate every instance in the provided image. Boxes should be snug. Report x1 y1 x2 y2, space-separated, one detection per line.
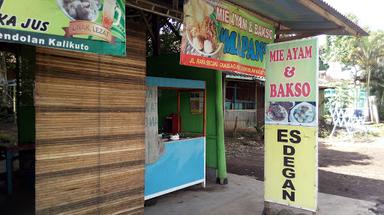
225 126 384 214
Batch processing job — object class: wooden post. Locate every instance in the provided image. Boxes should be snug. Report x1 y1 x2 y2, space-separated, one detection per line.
152 15 160 56
6 150 13 195
233 116 238 138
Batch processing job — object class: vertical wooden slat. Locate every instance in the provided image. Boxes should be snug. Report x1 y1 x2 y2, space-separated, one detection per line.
35 23 146 215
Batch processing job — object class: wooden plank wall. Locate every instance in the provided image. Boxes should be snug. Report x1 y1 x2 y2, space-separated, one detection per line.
34 24 146 215
224 110 257 131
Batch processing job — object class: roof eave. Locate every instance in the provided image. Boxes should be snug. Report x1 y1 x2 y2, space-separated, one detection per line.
298 0 369 36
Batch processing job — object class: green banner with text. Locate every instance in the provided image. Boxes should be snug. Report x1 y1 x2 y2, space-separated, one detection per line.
180 0 275 77
0 0 126 56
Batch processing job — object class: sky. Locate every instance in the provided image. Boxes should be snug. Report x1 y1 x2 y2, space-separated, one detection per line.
319 1 384 78
324 0 384 31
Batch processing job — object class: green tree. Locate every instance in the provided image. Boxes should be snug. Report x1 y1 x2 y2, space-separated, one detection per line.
324 15 384 119
350 31 384 100
319 47 329 71
324 83 354 111
147 18 182 56
324 15 363 84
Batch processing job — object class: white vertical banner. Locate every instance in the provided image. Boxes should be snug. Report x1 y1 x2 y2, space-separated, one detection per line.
145 86 162 164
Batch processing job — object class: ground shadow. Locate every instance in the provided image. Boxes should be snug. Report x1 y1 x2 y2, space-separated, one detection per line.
227 143 373 179
318 170 384 202
318 144 372 167
227 159 384 202
226 143 384 203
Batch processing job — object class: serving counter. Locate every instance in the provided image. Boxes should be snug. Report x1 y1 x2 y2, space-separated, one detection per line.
144 137 205 199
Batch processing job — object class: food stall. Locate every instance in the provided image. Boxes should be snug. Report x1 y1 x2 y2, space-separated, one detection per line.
144 76 206 199
0 0 368 213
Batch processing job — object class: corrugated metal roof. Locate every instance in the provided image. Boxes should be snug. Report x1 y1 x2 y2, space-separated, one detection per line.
225 72 265 82
152 0 368 37
227 0 368 36
312 0 368 35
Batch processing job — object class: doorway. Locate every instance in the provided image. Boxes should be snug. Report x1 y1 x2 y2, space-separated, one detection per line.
0 44 35 215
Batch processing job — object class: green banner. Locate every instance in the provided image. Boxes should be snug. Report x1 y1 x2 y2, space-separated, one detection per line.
180 0 274 77
0 0 126 56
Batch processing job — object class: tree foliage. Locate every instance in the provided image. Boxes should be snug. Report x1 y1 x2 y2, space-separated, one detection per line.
324 15 384 119
147 19 182 56
324 83 354 111
319 47 329 71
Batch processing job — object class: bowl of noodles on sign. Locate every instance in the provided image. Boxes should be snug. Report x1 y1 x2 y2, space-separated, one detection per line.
266 103 288 123
57 0 100 22
290 102 316 124
184 0 223 57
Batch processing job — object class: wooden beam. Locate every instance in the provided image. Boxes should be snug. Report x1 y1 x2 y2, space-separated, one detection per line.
297 0 360 36
172 0 179 10
165 19 182 41
140 11 155 42
152 15 160 56
126 0 182 21
127 0 281 29
275 24 281 42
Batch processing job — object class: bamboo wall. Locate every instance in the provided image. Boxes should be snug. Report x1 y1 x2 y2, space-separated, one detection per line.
34 24 146 214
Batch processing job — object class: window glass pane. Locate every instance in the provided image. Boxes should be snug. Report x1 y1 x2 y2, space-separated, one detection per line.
225 80 256 110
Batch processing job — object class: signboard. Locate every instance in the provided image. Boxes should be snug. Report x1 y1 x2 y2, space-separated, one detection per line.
264 38 318 211
0 0 126 56
190 91 204 114
180 0 274 77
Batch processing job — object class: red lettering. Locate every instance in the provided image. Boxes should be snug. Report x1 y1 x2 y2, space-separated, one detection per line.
270 84 277 97
305 46 312 59
270 50 285 62
286 46 313 60
279 50 284 61
293 48 298 59
284 66 296 78
278 84 285 97
298 48 305 59
302 82 311 97
270 51 277 62
285 83 294 97
294 83 301 97
269 82 312 98
286 49 292 60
